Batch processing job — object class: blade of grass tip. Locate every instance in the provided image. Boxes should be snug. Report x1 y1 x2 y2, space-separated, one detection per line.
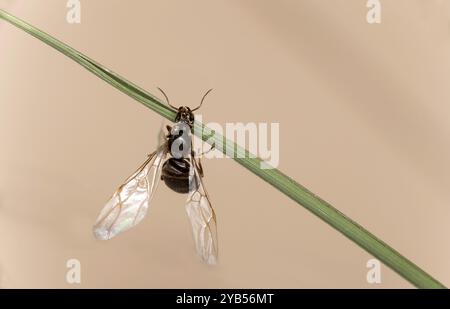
0 9 446 289
0 9 176 122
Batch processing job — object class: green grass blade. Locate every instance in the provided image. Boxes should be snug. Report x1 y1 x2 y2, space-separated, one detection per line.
0 9 446 289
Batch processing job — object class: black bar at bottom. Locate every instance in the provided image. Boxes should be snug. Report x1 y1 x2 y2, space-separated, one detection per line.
0 289 449 306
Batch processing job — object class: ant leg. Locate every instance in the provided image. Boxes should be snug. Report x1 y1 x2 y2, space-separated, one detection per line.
197 143 215 157
196 157 204 178
191 148 205 178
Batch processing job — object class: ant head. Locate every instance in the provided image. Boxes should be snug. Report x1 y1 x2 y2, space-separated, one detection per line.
175 106 195 126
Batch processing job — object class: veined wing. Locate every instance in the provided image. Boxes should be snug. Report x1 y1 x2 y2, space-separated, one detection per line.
185 157 218 265
93 145 167 240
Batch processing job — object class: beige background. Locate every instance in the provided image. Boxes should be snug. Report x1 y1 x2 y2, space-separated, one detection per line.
1 0 450 288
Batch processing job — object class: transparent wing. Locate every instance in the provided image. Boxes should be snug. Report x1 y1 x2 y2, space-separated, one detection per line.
93 145 167 240
185 157 218 265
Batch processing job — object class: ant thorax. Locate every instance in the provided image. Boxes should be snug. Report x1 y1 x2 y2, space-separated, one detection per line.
168 121 192 159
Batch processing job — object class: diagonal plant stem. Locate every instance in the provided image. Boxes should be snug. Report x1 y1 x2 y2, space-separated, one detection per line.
0 9 446 289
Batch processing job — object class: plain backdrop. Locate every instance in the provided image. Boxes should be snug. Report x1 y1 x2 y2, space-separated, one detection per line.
1 0 450 288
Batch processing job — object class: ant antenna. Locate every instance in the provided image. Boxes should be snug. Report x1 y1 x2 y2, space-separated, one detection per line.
157 87 177 110
192 88 213 111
